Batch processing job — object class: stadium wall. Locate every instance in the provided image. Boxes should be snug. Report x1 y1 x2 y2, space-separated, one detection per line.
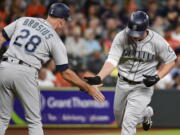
10 87 180 128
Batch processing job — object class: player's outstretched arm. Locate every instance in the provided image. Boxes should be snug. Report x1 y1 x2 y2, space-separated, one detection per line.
84 61 116 85
97 62 116 80
60 69 105 102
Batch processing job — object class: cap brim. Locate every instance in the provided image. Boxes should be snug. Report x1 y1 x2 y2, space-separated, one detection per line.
125 27 145 38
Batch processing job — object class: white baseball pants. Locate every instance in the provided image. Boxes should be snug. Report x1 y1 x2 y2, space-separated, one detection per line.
0 62 44 135
114 77 154 135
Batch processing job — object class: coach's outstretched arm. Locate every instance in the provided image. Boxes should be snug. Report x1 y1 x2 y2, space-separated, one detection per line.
61 69 105 102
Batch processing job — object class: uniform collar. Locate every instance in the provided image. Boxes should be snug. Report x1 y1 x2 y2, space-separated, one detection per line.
38 18 53 28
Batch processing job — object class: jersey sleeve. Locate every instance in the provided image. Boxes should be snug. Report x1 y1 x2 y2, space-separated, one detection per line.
50 37 69 71
2 19 19 41
108 32 124 61
155 34 177 64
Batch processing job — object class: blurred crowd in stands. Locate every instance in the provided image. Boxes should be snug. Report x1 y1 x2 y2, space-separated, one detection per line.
0 0 180 89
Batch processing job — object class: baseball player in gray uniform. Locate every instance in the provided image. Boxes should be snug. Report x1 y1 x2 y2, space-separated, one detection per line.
85 11 176 135
0 3 105 135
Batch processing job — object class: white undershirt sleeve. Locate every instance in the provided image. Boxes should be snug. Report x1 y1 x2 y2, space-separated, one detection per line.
106 56 119 67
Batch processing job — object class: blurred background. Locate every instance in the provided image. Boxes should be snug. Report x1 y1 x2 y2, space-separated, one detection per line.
1 0 180 134
1 0 180 89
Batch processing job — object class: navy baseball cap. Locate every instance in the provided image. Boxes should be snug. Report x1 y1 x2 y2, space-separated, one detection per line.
126 11 149 38
48 3 71 20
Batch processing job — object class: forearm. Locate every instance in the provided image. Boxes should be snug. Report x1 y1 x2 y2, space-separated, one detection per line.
61 69 90 92
97 61 116 80
157 61 176 79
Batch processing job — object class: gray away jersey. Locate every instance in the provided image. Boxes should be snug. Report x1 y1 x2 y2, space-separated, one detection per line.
108 29 177 81
2 17 68 70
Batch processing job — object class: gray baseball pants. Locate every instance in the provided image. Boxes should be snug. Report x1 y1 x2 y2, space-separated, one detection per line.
0 62 44 135
114 77 153 135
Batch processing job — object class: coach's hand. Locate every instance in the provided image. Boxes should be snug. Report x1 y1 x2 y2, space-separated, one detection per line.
86 84 105 102
84 76 102 85
143 74 160 87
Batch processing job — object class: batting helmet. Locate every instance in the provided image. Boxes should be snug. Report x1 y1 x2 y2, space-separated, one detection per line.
48 3 70 20
126 11 149 38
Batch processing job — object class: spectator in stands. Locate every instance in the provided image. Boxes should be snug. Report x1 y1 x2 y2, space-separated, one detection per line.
160 0 179 27
0 21 6 32
0 1 7 28
164 25 180 56
86 4 100 19
86 51 105 74
84 29 101 55
102 17 119 39
102 30 117 53
169 57 180 89
83 0 101 18
172 24 180 41
8 0 26 22
43 59 56 85
172 72 180 90
155 73 174 89
100 1 118 20
88 17 103 39
38 68 55 87
170 57 180 76
26 0 46 17
77 13 88 33
152 16 165 35
155 58 180 90
143 0 160 25
119 0 137 25
0 0 179 87
160 0 179 17
65 26 87 58
0 41 9 61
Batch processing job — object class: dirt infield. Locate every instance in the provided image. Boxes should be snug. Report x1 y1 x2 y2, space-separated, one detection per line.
7 127 178 135
6 128 120 135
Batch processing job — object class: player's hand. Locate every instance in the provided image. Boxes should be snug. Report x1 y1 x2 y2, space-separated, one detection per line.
143 74 160 87
84 76 102 85
87 84 105 102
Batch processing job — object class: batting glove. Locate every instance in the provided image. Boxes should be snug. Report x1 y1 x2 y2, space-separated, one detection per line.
84 76 102 85
143 74 160 87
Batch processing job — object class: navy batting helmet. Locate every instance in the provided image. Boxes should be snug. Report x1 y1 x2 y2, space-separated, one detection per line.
126 11 149 38
48 3 70 20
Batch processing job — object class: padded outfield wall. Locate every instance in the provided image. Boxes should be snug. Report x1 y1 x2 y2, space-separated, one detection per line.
10 87 180 128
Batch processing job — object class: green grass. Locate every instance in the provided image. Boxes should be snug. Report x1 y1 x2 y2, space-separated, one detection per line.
80 129 180 135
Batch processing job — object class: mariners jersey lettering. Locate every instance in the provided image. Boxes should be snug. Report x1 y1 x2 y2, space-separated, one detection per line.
3 17 68 70
109 29 177 81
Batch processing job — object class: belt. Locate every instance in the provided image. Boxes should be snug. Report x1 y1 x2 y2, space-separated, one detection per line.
2 57 32 67
118 73 142 85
